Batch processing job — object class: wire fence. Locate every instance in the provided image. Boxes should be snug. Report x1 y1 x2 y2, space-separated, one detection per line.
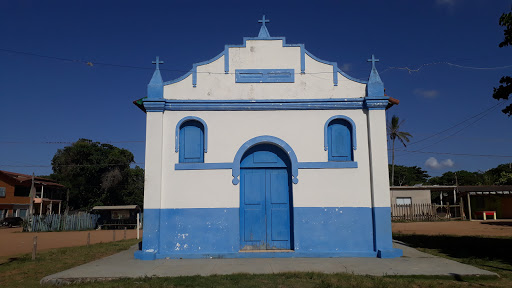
24 213 99 232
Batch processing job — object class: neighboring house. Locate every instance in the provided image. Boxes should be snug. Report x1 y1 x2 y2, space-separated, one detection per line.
0 170 65 219
390 185 512 220
390 185 457 206
92 205 141 229
135 17 401 260
459 185 512 220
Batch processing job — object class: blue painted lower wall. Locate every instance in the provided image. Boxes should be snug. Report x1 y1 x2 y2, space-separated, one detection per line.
134 207 401 260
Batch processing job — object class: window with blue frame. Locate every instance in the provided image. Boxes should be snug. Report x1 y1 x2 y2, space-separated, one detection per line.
178 120 205 163
326 118 354 161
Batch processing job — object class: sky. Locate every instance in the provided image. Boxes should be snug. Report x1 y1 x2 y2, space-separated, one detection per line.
1 0 511 178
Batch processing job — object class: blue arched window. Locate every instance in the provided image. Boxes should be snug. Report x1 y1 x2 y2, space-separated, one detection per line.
176 117 208 163
324 116 356 162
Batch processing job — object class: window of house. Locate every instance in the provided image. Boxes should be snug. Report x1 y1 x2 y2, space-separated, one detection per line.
178 119 206 163
325 116 355 161
19 209 27 218
396 197 412 205
0 187 6 198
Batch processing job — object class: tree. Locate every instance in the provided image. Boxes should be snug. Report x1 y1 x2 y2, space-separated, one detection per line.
51 139 144 210
493 9 512 116
387 115 412 186
388 165 429 186
484 163 512 185
427 170 484 186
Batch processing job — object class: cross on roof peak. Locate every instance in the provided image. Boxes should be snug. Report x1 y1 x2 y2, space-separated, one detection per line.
258 15 269 25
367 55 379 68
152 56 164 70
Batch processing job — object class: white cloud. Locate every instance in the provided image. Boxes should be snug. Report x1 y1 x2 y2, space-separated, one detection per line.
340 63 352 72
436 0 457 6
441 159 454 168
414 88 439 99
425 157 455 169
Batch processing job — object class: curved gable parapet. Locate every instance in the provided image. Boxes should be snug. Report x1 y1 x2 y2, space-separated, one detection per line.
163 51 225 87
305 50 368 85
161 35 367 91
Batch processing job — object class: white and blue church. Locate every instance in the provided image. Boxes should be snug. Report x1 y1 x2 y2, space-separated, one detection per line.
134 16 402 260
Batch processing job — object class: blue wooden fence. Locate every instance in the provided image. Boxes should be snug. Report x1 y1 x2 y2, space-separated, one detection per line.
24 213 99 232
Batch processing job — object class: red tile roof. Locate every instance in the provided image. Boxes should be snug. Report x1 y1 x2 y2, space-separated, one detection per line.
0 170 64 187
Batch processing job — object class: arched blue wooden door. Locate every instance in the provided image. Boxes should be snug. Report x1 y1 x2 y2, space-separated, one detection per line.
240 144 293 250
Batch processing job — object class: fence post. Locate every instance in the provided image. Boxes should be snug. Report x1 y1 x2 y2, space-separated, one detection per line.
137 213 140 240
87 232 90 246
32 236 37 260
124 227 127 240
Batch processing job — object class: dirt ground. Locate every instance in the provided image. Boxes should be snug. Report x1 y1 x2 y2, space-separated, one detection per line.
1 220 510 259
0 227 141 258
393 220 512 237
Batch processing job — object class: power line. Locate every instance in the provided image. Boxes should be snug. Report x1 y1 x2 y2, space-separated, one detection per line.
401 101 507 147
0 163 145 168
390 101 508 159
0 47 336 75
381 61 512 74
394 150 512 158
0 140 144 144
3 47 512 76
411 102 504 151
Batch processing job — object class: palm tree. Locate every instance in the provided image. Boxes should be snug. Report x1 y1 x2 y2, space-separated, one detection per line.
388 115 412 186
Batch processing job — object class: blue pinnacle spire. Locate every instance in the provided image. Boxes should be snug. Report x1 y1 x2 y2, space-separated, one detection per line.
366 54 385 97
257 15 271 38
148 56 164 99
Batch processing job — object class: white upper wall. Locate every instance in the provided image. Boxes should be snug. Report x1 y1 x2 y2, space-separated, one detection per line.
163 39 366 100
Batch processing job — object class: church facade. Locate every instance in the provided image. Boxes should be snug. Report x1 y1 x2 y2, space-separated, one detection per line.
135 17 402 260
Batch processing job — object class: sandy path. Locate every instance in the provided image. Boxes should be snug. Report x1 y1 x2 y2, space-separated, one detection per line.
392 220 512 237
0 227 141 258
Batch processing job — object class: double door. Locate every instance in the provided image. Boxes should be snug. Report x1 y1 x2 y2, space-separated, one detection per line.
240 168 291 250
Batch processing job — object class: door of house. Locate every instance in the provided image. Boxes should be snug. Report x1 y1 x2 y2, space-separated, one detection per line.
240 144 292 250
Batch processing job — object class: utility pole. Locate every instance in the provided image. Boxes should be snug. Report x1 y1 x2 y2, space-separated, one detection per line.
454 172 459 204
27 173 36 232
65 188 70 215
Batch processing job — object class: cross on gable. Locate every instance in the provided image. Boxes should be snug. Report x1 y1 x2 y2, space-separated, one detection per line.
152 56 164 69
258 15 269 26
367 55 379 67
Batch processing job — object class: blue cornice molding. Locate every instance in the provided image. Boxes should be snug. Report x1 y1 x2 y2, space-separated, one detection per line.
144 98 388 111
165 98 365 111
143 99 166 112
364 99 388 110
232 136 299 185
324 115 357 151
175 116 208 153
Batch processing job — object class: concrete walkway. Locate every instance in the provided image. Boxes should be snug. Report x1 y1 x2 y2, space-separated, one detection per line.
41 241 497 285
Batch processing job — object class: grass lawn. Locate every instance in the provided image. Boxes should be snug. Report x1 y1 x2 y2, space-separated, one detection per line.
0 239 139 288
1 234 511 287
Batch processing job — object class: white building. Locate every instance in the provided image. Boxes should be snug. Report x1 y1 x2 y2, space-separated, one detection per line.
135 16 402 260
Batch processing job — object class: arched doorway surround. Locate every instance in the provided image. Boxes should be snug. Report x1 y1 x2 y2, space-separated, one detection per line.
238 143 294 250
